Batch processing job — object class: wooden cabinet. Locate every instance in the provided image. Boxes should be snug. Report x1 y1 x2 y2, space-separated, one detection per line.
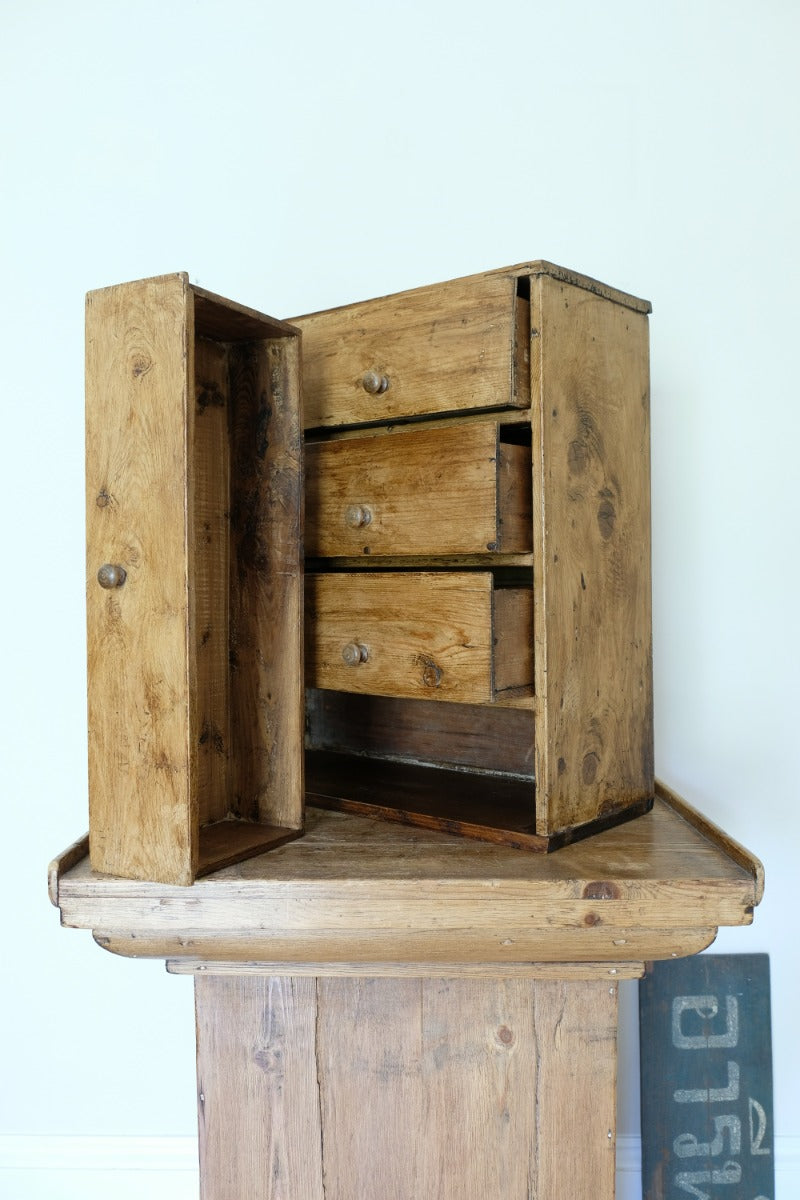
85 273 304 885
296 261 654 850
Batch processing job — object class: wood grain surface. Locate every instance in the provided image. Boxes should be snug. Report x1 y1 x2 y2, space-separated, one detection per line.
306 420 531 557
85 274 304 885
531 272 653 835
53 788 763 966
296 273 527 428
86 274 195 884
305 572 532 701
194 973 618 1199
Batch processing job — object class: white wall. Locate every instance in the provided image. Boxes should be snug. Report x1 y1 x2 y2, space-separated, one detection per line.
1 1 797 1194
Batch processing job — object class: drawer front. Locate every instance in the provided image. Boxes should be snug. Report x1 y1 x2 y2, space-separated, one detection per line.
305 572 532 702
306 423 532 557
295 274 530 428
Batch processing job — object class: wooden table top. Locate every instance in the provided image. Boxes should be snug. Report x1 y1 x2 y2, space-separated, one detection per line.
51 782 762 976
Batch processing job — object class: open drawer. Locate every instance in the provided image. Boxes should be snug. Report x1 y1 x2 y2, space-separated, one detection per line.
305 571 533 703
306 421 532 558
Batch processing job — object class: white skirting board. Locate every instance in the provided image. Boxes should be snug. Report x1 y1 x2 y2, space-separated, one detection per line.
0 1135 797 1197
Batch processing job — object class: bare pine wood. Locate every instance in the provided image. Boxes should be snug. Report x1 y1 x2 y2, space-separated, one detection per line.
194 336 231 827
195 975 324 1200
86 274 304 884
226 338 305 830
530 272 653 836
493 587 534 692
295 260 654 847
305 689 536 775
86 274 195 884
296 275 528 428
306 571 532 702
193 973 618 1200
174 960 643 980
53 789 763 967
305 420 532 557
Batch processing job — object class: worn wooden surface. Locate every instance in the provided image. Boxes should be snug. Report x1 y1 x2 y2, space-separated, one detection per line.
52 787 762 966
86 274 195 884
306 420 531 557
194 973 618 1200
305 688 536 775
306 571 532 702
296 274 527 428
226 336 304 831
85 274 304 885
531 272 653 836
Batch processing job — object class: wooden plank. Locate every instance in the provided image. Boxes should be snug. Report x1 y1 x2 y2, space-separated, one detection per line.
305 749 541 847
639 954 774 1200
310 977 617 1198
306 421 532 557
305 689 536 776
227 338 304 830
86 273 195 885
531 273 653 835
531 980 619 1197
193 336 231 827
305 571 497 701
173 960 644 980
493 587 534 693
498 435 533 550
295 274 523 428
100 927 720 967
195 974 325 1200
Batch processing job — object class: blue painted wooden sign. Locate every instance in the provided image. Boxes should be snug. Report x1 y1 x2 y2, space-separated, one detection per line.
639 954 773 1200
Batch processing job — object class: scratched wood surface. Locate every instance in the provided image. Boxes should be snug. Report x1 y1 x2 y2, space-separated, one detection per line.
85 274 304 885
295 273 528 428
306 420 531 557
52 785 763 967
194 973 618 1200
86 274 195 884
531 271 653 836
305 571 533 702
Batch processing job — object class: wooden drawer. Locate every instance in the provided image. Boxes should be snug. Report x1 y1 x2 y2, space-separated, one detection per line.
305 572 532 702
306 422 532 558
295 273 530 428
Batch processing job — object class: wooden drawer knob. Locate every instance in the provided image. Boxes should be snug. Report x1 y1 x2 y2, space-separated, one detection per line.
345 504 372 529
362 369 389 395
97 563 127 589
342 642 369 666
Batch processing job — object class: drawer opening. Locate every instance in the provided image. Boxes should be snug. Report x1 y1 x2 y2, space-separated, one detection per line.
304 689 545 850
305 749 546 850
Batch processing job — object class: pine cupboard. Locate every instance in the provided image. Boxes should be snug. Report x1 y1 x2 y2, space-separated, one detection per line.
296 261 654 850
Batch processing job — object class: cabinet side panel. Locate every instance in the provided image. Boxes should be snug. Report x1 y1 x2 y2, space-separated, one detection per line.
532 275 653 834
86 274 194 883
228 338 304 829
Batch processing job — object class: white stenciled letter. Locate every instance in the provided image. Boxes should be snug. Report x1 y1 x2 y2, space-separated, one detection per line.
674 1060 740 1103
672 995 739 1049
749 1097 770 1155
674 1115 741 1158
